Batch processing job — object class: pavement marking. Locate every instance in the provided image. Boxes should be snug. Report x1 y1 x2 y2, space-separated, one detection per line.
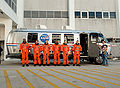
39 69 81 88
50 69 104 88
92 69 120 76
72 69 120 86
64 69 120 87
83 69 120 81
4 70 12 88
101 68 120 74
16 70 35 88
27 69 60 88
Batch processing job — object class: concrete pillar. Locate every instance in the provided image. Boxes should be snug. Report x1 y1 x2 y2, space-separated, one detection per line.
68 0 75 30
116 0 120 37
0 18 12 60
17 0 24 28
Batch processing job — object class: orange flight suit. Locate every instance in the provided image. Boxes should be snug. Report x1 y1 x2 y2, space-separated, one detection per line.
42 43 51 65
19 42 29 65
61 43 70 65
72 43 82 65
30 44 42 65
52 43 61 65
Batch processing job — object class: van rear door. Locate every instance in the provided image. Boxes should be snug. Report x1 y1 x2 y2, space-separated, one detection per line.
88 33 99 57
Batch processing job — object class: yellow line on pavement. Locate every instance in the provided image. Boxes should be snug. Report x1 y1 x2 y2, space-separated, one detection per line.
50 69 104 88
101 68 120 74
92 69 120 76
72 69 120 86
83 69 120 81
4 70 12 88
27 69 60 88
16 70 35 88
39 69 81 88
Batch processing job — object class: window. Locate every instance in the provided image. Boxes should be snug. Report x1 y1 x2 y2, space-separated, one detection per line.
75 11 80 18
54 11 61 18
32 11 38 18
96 12 102 18
82 12 87 18
47 11 54 18
64 34 74 44
90 33 98 43
62 11 68 18
39 11 46 18
28 33 38 43
89 12 95 18
110 12 116 18
52 34 61 43
12 2 14 10
9 0 11 7
24 11 32 18
103 12 109 18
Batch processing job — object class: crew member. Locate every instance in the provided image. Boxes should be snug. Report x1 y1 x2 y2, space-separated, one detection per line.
61 40 70 66
42 40 51 66
72 40 82 66
19 38 29 67
30 40 42 66
52 40 61 66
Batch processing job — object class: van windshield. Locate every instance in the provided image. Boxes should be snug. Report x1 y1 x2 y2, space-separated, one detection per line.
98 33 108 43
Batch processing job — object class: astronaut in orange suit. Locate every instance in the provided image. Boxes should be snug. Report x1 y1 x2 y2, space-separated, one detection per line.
72 40 82 66
42 40 51 66
19 38 29 67
52 40 61 66
61 40 70 66
30 40 42 66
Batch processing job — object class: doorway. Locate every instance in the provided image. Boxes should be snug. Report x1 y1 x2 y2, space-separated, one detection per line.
80 34 88 56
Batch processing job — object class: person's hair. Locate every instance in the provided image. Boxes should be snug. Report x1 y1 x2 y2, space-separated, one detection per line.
101 39 105 42
36 40 39 42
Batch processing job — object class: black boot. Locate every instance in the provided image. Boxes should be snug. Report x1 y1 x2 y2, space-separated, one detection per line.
67 64 70 66
73 64 75 66
39 64 41 66
76 64 81 66
34 64 36 67
22 64 25 67
26 64 29 67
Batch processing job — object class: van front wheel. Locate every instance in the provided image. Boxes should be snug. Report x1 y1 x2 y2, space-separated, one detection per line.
95 56 103 64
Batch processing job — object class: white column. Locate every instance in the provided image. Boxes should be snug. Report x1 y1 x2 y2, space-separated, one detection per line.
4 19 12 60
116 0 120 37
17 0 24 28
68 0 75 30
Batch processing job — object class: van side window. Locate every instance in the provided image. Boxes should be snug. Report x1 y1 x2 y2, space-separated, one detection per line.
90 33 98 43
28 33 38 43
52 34 61 43
64 34 74 44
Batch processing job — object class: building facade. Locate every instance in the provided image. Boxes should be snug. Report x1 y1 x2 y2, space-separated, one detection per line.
24 0 119 38
0 0 24 59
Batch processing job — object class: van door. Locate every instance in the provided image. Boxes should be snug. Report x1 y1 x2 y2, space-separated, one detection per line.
88 33 99 57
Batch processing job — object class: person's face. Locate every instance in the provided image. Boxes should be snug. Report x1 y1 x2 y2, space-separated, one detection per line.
76 41 79 44
102 41 105 44
36 40 38 44
64 40 67 44
55 41 58 44
46 40 48 43
23 39 26 42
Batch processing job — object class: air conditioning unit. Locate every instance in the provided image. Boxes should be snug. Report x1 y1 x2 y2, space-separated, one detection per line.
36 25 47 29
62 26 72 30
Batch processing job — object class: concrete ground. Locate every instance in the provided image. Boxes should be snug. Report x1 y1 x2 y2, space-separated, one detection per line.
0 59 120 88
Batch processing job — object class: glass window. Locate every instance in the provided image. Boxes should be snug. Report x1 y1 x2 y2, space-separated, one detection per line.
89 12 95 18
28 33 38 43
47 11 54 18
64 34 74 44
75 11 80 18
52 34 61 43
32 11 38 18
24 11 32 18
54 11 61 18
12 2 14 10
96 12 102 18
9 0 11 7
39 11 46 18
82 12 87 18
110 12 116 18
62 11 68 18
5 0 9 3
103 12 109 18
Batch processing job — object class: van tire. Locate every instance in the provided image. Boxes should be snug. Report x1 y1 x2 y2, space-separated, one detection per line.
95 56 103 64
